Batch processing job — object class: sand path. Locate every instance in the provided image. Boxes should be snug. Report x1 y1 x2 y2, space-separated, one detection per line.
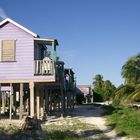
72 104 127 140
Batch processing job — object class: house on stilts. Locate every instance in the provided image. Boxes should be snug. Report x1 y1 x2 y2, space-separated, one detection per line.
0 18 76 120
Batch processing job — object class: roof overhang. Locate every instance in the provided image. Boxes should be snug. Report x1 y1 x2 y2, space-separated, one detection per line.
34 38 58 46
0 18 38 37
65 68 75 74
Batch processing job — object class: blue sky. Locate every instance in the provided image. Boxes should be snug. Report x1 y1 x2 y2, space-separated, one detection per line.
0 0 140 87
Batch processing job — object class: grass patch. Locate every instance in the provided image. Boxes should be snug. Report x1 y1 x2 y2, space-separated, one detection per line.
0 119 107 139
43 119 106 140
104 105 140 138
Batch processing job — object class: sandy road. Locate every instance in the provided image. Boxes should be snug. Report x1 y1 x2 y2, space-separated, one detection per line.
72 104 127 140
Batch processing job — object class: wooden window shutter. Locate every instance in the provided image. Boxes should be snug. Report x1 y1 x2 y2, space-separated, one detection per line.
1 40 16 61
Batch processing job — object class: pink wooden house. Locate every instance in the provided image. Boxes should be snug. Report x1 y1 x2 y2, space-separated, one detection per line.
0 18 67 119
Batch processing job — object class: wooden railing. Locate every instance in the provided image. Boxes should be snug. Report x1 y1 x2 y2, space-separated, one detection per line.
34 60 53 75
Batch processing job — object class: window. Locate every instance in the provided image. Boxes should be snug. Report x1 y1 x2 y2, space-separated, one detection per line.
0 40 16 62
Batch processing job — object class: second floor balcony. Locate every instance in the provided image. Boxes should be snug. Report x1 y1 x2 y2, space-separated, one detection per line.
34 59 53 75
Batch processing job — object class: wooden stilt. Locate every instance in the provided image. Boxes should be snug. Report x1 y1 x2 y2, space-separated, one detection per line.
67 92 70 109
13 85 17 116
10 83 13 120
72 93 75 109
26 98 29 115
70 92 72 109
45 89 49 115
30 82 34 117
2 92 5 114
58 95 60 111
61 87 64 117
36 86 40 119
19 83 23 120
49 90 52 112
40 87 44 117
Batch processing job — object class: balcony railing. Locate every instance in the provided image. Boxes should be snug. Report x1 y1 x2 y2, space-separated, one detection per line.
34 59 53 75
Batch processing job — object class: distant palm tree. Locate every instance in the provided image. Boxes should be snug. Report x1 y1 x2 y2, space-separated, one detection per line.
121 54 140 85
93 74 104 88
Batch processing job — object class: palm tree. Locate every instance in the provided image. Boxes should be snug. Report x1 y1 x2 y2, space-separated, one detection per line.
121 54 140 85
93 74 104 88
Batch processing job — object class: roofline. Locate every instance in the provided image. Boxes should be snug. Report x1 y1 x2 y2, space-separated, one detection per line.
34 38 58 46
0 18 38 37
65 68 75 74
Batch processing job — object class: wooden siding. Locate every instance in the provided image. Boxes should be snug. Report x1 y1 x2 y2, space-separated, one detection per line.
0 22 34 80
0 22 55 82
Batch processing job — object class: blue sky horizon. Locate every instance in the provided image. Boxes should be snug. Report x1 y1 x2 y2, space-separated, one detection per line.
0 0 140 87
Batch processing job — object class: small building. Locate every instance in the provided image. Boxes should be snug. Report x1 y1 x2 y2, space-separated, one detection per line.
0 18 75 120
77 85 93 104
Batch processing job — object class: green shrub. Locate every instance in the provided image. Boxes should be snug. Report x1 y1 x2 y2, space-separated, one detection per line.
106 106 140 138
113 84 135 106
76 93 84 104
93 91 103 102
125 87 140 103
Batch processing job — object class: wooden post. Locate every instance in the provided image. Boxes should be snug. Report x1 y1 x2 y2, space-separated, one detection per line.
13 85 16 116
2 92 5 114
36 86 40 119
26 98 29 115
30 82 34 117
52 41 56 75
61 87 64 117
67 92 70 109
10 83 13 120
19 83 23 120
58 94 61 111
72 93 75 109
45 89 49 115
40 88 44 117
70 92 72 109
49 90 52 112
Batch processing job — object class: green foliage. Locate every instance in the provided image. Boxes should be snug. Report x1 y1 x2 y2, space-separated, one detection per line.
44 119 106 140
106 106 140 138
126 87 140 103
92 90 103 102
113 84 135 106
93 74 116 102
93 74 104 88
121 53 140 85
76 93 84 104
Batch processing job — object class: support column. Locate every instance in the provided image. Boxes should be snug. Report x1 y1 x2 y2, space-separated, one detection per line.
91 94 94 103
45 89 49 115
72 93 75 109
10 83 13 120
2 92 6 114
30 82 34 117
36 86 40 119
19 83 23 120
13 85 17 116
49 90 52 112
40 88 44 117
61 87 64 117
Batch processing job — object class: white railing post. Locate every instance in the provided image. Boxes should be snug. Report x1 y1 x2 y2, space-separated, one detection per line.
34 60 53 75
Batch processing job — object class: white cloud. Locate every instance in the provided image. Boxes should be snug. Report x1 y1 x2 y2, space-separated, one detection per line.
0 7 7 19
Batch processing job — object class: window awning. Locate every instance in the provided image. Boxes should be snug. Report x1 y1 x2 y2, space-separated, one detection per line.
34 38 58 46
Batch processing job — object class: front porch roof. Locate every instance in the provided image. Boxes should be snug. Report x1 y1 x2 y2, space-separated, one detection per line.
34 38 58 46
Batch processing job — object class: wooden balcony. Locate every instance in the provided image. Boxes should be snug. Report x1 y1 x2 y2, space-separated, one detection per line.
34 60 53 75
